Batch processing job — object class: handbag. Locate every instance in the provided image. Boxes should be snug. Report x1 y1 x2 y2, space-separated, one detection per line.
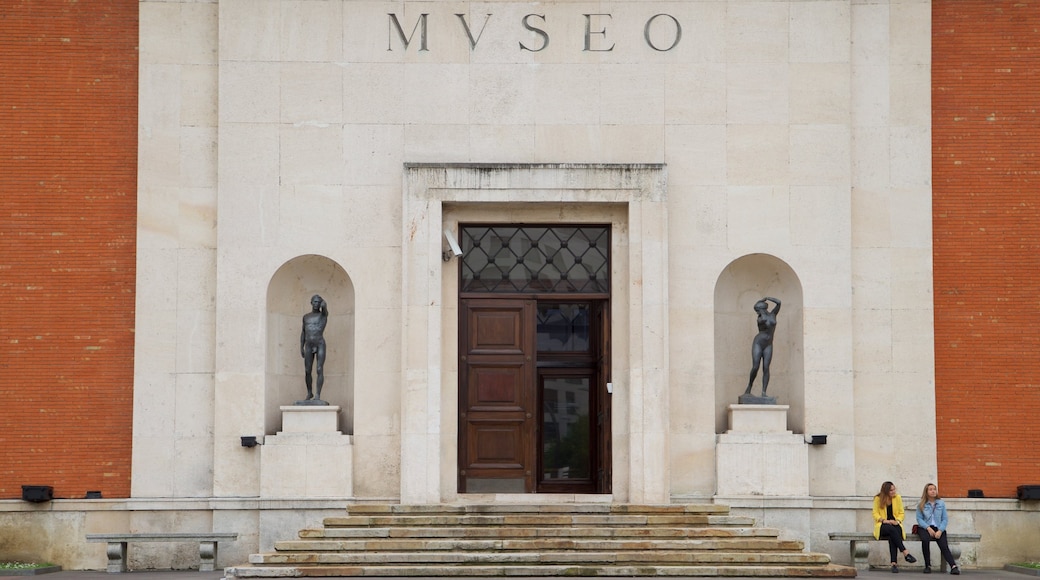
911 524 919 534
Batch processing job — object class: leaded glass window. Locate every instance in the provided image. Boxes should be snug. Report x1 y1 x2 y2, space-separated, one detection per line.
460 226 610 294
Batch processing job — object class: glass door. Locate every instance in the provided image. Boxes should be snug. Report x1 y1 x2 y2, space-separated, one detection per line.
539 373 593 490
535 301 599 493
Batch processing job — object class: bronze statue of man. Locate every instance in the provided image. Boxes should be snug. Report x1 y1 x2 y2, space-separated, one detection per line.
301 295 328 401
743 296 781 398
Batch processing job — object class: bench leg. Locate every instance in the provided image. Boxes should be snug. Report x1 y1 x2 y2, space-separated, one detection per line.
199 541 217 572
940 544 963 574
105 541 128 573
849 540 870 571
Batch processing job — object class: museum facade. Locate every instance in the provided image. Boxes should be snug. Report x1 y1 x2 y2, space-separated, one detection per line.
2 0 1039 571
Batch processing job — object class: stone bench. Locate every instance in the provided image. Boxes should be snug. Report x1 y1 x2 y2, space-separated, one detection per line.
86 533 239 573
829 531 981 573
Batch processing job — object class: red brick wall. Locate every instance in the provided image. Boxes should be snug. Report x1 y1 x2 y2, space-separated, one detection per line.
0 1 137 499
933 1 1040 498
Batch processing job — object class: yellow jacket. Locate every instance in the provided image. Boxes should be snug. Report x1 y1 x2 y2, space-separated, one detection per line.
872 494 906 539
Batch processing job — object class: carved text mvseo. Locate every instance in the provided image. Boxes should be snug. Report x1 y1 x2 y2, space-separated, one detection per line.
387 13 683 53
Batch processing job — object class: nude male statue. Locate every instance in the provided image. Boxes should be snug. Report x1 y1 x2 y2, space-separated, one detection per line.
301 294 328 401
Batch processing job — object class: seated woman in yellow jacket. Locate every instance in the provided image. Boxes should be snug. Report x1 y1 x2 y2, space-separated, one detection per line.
873 481 918 573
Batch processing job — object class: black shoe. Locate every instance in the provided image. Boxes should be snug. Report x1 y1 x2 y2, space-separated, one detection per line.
950 565 960 575
924 567 931 574
905 554 918 564
891 565 899 573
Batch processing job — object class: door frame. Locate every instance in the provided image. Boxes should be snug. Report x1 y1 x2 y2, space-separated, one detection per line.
401 163 669 504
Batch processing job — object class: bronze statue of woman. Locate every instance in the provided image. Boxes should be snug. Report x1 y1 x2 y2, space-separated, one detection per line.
743 296 781 398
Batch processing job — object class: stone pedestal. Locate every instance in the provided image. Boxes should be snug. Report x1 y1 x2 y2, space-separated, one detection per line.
260 405 352 498
280 404 341 433
716 404 808 496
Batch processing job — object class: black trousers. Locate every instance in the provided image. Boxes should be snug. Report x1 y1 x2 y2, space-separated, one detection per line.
879 523 907 562
917 527 956 568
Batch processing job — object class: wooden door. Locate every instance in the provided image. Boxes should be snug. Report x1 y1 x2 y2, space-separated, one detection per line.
458 299 536 493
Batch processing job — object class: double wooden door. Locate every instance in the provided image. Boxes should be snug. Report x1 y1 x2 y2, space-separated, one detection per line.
459 298 611 494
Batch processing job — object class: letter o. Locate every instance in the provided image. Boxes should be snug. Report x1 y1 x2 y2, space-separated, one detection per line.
643 14 681 52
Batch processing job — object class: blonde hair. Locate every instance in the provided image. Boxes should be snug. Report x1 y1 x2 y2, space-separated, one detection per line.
918 482 940 512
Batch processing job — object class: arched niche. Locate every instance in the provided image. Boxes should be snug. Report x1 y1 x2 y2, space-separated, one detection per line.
713 254 804 434
266 255 355 435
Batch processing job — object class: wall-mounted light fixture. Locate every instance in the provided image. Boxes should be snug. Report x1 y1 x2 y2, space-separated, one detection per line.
21 485 53 503
1017 485 1040 500
241 436 261 448
805 435 828 445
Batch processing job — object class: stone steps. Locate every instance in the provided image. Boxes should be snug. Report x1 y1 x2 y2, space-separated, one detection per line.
251 551 831 565
223 504 856 578
273 538 808 552
226 564 858 577
320 514 758 527
305 526 781 539
343 504 731 514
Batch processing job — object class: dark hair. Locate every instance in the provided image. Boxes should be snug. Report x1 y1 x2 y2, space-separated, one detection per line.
876 481 895 507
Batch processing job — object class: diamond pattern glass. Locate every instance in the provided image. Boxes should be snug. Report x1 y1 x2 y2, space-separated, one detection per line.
460 226 609 294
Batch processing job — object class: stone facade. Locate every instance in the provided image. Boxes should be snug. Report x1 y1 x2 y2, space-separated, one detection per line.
4 0 1040 573
128 0 943 560
136 0 937 500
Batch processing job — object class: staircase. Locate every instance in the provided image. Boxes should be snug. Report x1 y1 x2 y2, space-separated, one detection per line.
224 504 856 577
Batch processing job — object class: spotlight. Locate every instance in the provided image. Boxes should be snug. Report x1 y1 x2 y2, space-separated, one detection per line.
241 436 260 448
21 485 53 503
1016 486 1040 500
806 435 828 445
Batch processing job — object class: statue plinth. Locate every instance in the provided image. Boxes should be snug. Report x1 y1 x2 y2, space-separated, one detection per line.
715 404 808 496
279 404 339 432
260 405 352 497
727 403 789 433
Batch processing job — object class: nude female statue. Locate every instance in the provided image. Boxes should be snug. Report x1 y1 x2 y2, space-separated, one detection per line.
743 297 781 398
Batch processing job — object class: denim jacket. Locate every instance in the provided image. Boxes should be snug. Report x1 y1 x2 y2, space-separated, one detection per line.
916 499 949 532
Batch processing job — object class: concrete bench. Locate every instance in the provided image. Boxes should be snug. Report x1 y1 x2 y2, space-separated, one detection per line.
86 533 238 573
829 532 981 573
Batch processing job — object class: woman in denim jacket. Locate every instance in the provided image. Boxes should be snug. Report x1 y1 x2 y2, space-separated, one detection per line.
915 483 960 574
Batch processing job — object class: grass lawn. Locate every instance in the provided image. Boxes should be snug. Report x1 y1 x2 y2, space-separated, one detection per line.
0 564 56 570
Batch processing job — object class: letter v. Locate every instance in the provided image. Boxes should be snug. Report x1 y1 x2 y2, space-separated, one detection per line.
456 13 492 49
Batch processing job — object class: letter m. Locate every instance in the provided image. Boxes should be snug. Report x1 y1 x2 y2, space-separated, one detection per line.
388 13 429 51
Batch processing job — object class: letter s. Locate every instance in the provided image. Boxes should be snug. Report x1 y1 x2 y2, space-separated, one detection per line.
520 14 549 52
